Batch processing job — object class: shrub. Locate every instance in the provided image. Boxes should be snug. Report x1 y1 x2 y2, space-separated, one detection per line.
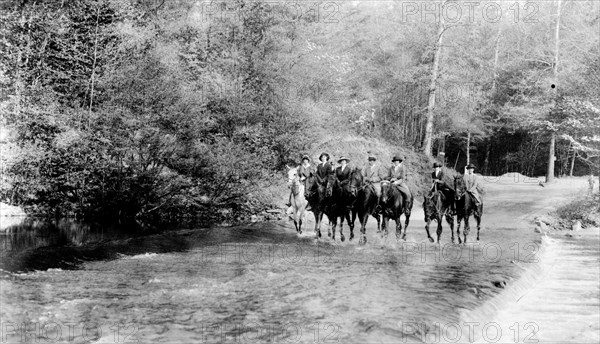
553 195 600 228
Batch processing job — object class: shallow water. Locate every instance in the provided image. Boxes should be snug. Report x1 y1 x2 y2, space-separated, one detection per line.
0 178 596 343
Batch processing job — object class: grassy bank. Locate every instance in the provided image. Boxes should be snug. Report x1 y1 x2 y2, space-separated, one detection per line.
551 194 600 230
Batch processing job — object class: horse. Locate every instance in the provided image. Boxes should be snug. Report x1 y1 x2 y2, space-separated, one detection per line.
305 173 328 239
286 166 308 234
453 175 483 243
323 173 355 242
349 168 381 245
423 184 455 243
380 180 413 240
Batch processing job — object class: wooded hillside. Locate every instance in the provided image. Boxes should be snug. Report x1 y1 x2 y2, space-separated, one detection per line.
1 0 598 222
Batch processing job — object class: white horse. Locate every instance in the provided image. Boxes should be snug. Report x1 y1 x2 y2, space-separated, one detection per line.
287 166 308 234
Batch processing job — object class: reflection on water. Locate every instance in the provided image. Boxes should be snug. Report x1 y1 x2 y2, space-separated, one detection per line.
1 217 541 343
1 218 149 251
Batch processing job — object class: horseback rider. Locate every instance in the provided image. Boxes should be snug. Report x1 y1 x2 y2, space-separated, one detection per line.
464 163 482 206
315 152 333 184
335 156 352 209
363 154 386 212
386 155 413 210
335 157 351 188
286 155 314 208
430 162 455 214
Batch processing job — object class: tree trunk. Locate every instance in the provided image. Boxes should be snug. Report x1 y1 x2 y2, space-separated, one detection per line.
547 0 562 183
569 150 576 177
483 139 491 175
546 133 556 183
491 29 502 93
88 7 100 128
466 130 471 168
423 2 447 157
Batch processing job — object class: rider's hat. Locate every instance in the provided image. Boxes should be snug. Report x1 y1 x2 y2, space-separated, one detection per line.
337 156 350 163
318 152 330 161
301 155 311 162
466 163 476 170
433 162 442 168
392 155 403 162
368 154 377 161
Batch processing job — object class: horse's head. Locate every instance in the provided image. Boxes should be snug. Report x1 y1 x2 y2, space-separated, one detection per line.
454 175 465 200
348 167 363 198
286 166 299 187
380 180 391 203
325 174 336 198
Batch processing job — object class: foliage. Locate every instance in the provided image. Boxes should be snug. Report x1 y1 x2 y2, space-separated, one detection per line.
553 195 600 229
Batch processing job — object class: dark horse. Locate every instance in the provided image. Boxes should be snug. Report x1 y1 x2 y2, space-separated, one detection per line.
349 168 381 245
423 184 455 243
453 176 483 243
305 173 329 239
323 173 356 242
380 181 413 240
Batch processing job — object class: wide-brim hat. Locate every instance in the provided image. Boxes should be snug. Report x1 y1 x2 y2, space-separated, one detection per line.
337 156 350 163
466 163 476 170
301 155 311 162
433 162 442 168
318 152 330 161
392 155 403 162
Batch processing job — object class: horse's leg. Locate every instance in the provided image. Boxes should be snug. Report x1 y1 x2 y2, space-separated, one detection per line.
350 210 357 241
313 210 320 238
456 214 463 244
463 214 471 244
476 204 483 241
375 213 381 233
446 213 455 244
359 211 368 245
343 211 352 242
298 207 305 235
436 216 443 244
382 215 389 238
424 217 435 243
339 213 346 242
395 214 403 241
316 211 324 239
403 209 410 240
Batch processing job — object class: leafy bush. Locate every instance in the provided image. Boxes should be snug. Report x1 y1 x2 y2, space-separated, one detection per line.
553 195 600 228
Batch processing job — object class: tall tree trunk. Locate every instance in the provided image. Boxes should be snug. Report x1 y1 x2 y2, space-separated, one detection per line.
547 134 556 182
88 7 100 129
491 29 502 93
483 139 491 175
466 130 471 168
546 0 562 183
569 150 576 177
423 1 447 156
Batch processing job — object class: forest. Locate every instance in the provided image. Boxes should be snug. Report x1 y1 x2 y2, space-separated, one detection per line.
0 0 598 223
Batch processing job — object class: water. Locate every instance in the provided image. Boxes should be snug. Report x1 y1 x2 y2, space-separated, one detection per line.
1 178 597 343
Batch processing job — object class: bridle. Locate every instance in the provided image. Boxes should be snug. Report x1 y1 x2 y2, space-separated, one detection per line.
454 178 466 200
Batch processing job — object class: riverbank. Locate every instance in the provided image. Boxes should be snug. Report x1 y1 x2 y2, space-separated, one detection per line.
456 176 599 344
